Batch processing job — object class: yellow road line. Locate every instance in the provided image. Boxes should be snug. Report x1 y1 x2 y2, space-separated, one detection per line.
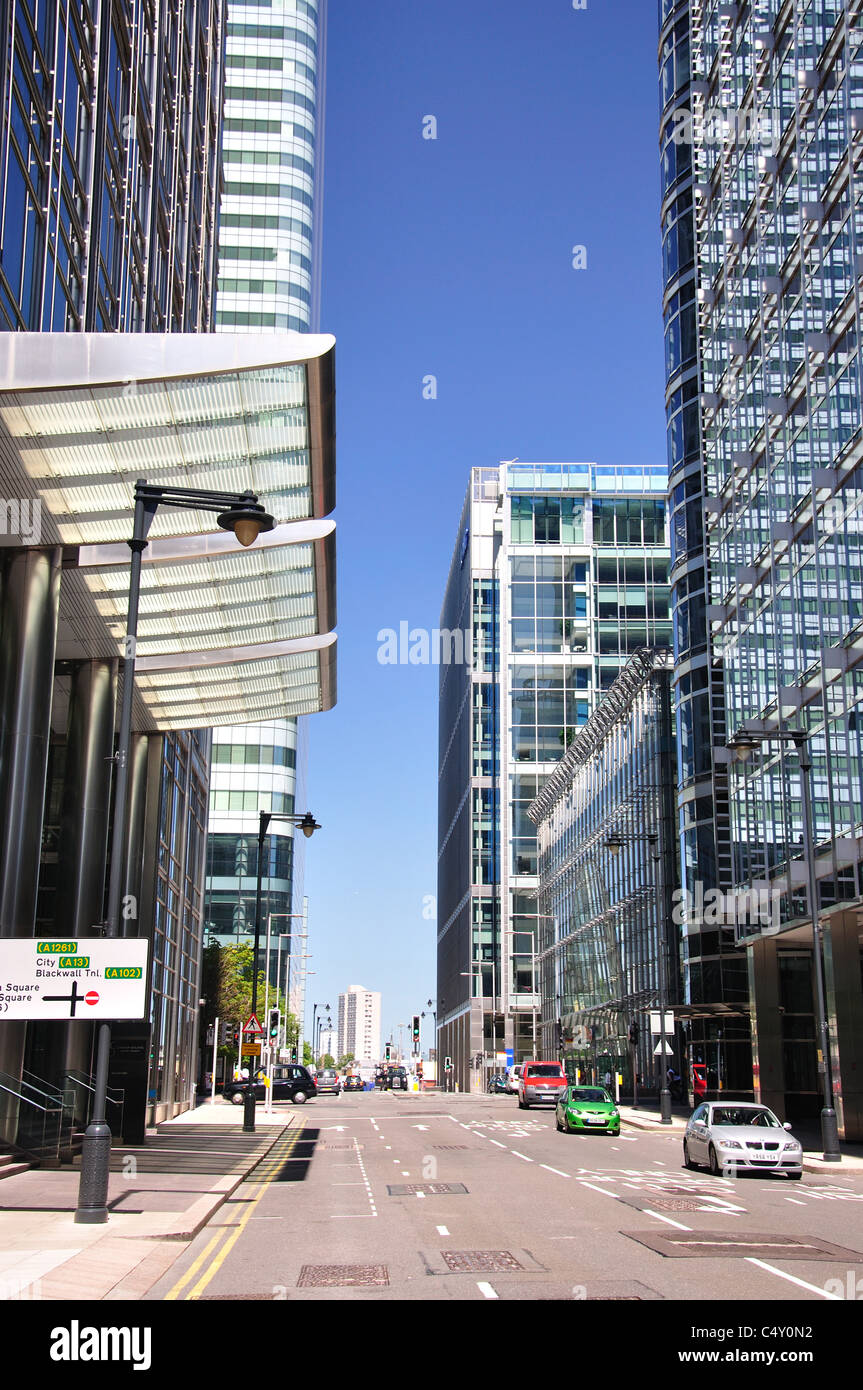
164 1125 303 1302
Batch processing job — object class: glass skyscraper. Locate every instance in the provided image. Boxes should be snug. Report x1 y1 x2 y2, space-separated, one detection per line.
204 0 328 966
437 463 670 1092
662 0 863 1135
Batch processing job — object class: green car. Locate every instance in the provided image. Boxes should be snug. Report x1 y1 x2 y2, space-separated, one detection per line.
556 1085 620 1135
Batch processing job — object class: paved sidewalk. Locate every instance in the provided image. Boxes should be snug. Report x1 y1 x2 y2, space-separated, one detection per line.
0 1100 297 1301
618 1102 863 1171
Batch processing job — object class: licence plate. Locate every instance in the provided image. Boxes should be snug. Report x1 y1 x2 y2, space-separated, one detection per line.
586 1117 606 1125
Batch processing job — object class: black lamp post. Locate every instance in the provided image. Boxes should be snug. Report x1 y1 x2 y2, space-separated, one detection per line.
244 809 321 1132
607 830 673 1124
75 482 275 1224
727 727 841 1162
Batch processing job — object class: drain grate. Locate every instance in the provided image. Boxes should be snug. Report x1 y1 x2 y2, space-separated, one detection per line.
440 1250 524 1273
297 1264 389 1288
321 1143 362 1151
644 1199 726 1212
387 1182 469 1196
432 1145 469 1150
624 1230 863 1261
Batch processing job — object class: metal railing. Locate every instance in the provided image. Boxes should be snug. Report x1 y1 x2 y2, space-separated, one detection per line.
0 1071 64 1164
64 1069 125 1134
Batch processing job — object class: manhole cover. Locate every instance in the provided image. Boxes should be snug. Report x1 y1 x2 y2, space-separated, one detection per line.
387 1183 469 1196
644 1199 726 1212
440 1250 525 1273
297 1264 389 1288
623 1230 863 1260
321 1143 362 1150
432 1145 469 1150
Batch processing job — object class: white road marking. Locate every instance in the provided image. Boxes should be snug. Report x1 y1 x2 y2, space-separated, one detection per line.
401 1171 410 1175
579 1181 620 1198
436 1226 449 1236
644 1210 692 1230
330 1213 375 1219
477 1282 498 1299
541 1165 570 1177
511 1151 533 1162
490 1139 507 1148
746 1258 842 1299
785 1197 806 1206
415 1192 425 1199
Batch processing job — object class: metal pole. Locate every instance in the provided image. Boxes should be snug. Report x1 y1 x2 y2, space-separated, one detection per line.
244 813 268 1133
650 837 673 1123
76 488 150 1223
210 1016 219 1105
797 739 841 1161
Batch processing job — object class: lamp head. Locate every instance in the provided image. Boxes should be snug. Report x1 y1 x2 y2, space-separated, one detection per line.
298 812 321 839
727 730 761 763
217 492 275 547
606 834 624 857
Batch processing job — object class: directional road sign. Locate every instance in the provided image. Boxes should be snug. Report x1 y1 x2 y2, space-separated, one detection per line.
0 939 149 1020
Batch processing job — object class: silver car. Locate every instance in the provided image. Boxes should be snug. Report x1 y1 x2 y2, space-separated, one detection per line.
683 1101 803 1178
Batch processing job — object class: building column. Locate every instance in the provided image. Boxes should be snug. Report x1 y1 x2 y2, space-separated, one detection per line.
822 911 863 1142
748 936 783 1115
0 548 61 1082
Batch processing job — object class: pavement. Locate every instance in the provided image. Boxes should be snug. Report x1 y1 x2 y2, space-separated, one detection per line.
0 1099 298 1301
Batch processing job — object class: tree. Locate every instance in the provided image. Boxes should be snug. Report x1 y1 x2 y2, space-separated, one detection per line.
338 1053 355 1068
201 941 297 1068
302 1041 313 1067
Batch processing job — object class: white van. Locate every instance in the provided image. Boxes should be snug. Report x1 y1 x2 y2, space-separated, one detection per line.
504 1064 523 1095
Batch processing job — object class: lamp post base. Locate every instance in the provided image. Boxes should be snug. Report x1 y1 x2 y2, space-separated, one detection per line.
659 1085 673 1124
74 1123 112 1223
243 1087 256 1133
821 1107 842 1162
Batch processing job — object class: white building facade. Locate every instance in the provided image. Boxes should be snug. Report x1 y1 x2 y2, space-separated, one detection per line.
338 986 382 1065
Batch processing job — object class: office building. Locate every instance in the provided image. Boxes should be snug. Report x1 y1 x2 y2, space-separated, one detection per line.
661 0 863 1134
338 986 382 1066
528 648 680 1089
437 462 671 1092
204 0 329 981
0 1 337 1144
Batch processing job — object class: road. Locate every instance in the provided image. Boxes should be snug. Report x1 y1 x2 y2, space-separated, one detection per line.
146 1092 863 1303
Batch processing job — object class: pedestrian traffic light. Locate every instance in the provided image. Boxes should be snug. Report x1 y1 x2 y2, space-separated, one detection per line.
412 1015 420 1043
269 1008 280 1040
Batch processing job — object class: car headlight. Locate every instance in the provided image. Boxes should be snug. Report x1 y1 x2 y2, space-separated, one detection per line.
783 1141 801 1151
717 1139 743 1149
569 1108 582 1116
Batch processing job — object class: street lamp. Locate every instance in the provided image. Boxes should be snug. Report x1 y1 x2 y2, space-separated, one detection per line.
727 727 841 1162
607 830 673 1123
76 480 275 1225
244 809 321 1133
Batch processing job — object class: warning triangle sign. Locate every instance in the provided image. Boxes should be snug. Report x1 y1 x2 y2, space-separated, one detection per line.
244 1014 263 1035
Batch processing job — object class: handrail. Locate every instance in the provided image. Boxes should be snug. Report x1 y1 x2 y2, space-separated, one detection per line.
0 1071 64 1164
65 1070 125 1108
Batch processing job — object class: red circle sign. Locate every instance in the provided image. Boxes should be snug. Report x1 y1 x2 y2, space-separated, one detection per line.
85 991 100 1006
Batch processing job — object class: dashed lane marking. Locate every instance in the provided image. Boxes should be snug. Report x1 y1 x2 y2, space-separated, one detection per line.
477 1282 498 1299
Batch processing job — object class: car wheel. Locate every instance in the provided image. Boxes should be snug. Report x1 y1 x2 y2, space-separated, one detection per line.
708 1144 721 1176
229 1090 245 1105
292 1091 308 1104
683 1140 696 1170
787 1171 802 1182
518 1099 526 1110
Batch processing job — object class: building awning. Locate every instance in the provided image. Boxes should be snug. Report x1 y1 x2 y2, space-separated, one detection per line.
0 333 337 729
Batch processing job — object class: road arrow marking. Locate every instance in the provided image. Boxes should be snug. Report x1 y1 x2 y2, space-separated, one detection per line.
412 1124 429 1130
324 1125 347 1131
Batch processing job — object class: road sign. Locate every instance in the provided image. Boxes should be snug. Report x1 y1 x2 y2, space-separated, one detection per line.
0 939 149 1020
244 1014 263 1035
650 1011 675 1035
654 1041 674 1056
241 1042 261 1057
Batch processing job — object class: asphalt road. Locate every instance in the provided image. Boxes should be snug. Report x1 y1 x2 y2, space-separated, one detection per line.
146 1092 863 1304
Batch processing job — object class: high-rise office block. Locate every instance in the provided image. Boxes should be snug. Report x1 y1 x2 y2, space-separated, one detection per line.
663 0 863 1135
437 463 670 1092
204 0 329 969
337 986 382 1066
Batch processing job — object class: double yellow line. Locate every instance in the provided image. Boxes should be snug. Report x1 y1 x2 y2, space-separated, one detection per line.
164 1123 305 1301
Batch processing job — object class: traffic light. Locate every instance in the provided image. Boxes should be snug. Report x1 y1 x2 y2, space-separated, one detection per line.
411 1015 420 1044
629 1021 640 1046
269 1007 280 1040
385 1043 391 1061
290 1046 298 1063
444 1055 452 1071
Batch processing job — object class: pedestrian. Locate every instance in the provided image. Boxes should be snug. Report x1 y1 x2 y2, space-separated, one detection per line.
603 1069 612 1091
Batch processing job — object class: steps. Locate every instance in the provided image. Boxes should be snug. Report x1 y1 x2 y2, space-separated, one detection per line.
0 1148 30 1180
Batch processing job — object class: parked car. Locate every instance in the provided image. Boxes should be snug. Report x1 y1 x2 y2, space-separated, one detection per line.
691 1062 708 1102
487 1073 508 1094
316 1068 342 1095
518 1061 568 1109
504 1064 523 1094
683 1101 803 1178
555 1085 620 1135
223 1064 316 1106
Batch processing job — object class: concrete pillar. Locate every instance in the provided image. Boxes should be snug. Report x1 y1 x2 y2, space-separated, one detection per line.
0 548 61 1082
822 911 863 1142
747 935 784 1116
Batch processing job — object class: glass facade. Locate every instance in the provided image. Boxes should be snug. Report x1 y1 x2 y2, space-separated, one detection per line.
437 464 671 1091
666 0 863 1135
205 0 328 966
529 649 680 1091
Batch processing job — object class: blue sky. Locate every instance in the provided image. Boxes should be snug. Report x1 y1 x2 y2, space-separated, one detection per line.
304 0 666 1054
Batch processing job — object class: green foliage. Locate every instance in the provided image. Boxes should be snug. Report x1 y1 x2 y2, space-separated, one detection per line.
202 941 297 1061
302 1041 313 1066
338 1053 355 1067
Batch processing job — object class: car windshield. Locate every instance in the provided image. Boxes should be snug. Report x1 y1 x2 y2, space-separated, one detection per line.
569 1088 609 1103
711 1107 781 1128
528 1066 564 1078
